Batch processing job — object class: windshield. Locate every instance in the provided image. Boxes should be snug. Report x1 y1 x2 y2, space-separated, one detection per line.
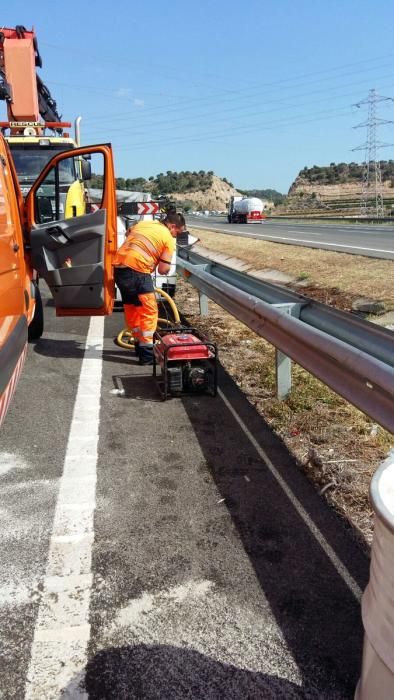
9 144 77 184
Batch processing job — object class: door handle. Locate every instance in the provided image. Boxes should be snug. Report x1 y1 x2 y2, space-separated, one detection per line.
47 226 71 244
13 243 20 253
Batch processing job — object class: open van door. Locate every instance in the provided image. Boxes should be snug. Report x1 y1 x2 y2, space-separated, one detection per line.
24 144 117 316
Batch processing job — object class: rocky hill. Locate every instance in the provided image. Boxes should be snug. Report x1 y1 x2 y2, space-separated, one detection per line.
279 162 394 215
91 170 282 211
169 175 242 210
110 171 242 211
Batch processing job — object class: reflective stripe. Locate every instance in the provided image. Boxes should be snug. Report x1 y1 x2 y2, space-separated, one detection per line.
130 232 160 256
125 242 154 265
141 330 153 337
139 341 153 347
123 232 161 269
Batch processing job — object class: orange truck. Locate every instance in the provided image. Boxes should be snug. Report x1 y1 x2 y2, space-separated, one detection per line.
0 26 87 204
0 25 119 426
0 134 118 426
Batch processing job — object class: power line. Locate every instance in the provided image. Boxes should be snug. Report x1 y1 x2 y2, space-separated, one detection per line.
352 89 394 217
82 71 394 140
104 105 354 153
75 54 394 125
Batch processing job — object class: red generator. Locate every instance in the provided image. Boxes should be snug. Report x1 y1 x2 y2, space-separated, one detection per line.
153 327 218 400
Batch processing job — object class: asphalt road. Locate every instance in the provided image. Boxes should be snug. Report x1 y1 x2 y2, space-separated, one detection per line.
0 290 370 699
188 216 394 260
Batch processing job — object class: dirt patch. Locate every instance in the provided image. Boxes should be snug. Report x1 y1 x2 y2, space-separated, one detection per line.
189 228 394 306
289 284 362 312
177 232 394 548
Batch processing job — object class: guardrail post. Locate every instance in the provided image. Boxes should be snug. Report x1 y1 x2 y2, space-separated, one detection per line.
273 303 303 400
177 259 211 317
355 450 394 700
199 292 209 316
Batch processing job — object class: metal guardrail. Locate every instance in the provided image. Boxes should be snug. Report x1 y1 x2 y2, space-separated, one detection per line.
177 250 394 432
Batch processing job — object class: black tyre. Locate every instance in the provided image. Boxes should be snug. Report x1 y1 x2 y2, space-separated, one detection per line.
28 284 44 341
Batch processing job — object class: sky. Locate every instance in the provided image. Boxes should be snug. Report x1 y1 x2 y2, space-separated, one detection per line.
3 0 394 193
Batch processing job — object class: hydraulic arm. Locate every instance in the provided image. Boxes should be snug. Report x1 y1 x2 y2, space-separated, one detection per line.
0 25 63 132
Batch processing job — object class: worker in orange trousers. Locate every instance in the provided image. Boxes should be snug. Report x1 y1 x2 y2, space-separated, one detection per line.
114 212 185 364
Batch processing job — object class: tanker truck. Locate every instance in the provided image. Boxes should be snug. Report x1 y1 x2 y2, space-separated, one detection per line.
227 196 266 223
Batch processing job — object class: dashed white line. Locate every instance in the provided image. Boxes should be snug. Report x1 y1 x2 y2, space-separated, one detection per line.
25 316 104 699
218 388 363 602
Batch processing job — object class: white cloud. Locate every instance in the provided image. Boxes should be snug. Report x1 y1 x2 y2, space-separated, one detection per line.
115 87 132 98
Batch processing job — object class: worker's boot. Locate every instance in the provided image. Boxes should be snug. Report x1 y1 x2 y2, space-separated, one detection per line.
138 345 154 365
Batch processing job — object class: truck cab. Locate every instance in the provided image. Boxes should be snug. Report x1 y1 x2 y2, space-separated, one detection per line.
227 196 243 223
5 131 89 219
0 134 117 426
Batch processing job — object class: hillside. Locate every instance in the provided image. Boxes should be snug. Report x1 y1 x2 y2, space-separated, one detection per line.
296 161 394 185
279 161 394 216
126 171 243 211
239 188 285 205
90 170 285 211
169 175 242 210
90 170 243 210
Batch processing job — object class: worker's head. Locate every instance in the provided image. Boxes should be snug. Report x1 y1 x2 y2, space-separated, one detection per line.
163 212 186 237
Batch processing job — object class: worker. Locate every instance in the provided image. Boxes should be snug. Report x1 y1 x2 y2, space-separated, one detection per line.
113 212 186 364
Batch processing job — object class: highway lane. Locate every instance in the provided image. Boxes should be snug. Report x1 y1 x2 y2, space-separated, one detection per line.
187 216 394 260
0 290 370 698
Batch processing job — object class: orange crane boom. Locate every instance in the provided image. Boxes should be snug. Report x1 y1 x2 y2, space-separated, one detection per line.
0 25 64 132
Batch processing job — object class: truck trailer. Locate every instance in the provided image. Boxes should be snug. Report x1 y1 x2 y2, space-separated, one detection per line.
227 196 266 223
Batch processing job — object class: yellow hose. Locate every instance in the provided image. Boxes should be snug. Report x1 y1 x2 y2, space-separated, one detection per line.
116 287 180 349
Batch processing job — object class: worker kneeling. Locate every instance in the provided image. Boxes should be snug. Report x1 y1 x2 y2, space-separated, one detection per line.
113 213 185 364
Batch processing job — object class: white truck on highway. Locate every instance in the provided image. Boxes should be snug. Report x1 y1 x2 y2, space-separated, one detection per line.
227 196 266 223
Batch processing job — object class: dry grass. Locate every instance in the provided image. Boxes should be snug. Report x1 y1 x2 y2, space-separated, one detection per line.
177 233 394 547
189 227 394 304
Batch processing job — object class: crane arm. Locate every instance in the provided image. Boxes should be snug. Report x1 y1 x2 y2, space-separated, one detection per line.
0 25 62 130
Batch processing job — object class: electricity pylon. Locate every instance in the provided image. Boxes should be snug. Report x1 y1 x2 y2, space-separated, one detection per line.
352 89 394 218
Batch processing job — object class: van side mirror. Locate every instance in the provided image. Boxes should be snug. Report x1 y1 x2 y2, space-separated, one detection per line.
81 158 91 181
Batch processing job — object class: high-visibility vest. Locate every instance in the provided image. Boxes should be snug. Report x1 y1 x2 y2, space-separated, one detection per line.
113 221 175 274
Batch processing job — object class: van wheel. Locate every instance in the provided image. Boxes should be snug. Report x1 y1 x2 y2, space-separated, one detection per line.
28 284 44 341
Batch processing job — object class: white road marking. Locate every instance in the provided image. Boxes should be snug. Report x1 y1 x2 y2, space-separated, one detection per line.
25 316 104 699
218 388 363 602
287 229 320 236
191 224 394 254
255 235 393 253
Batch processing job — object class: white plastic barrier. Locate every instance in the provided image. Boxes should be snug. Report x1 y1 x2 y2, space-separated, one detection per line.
355 450 394 699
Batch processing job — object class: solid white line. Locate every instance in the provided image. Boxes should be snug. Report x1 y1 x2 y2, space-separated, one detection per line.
218 388 363 602
190 224 394 254
25 316 104 699
256 235 393 253
287 229 320 236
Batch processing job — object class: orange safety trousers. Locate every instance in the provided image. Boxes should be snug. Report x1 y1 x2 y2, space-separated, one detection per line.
124 293 158 347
